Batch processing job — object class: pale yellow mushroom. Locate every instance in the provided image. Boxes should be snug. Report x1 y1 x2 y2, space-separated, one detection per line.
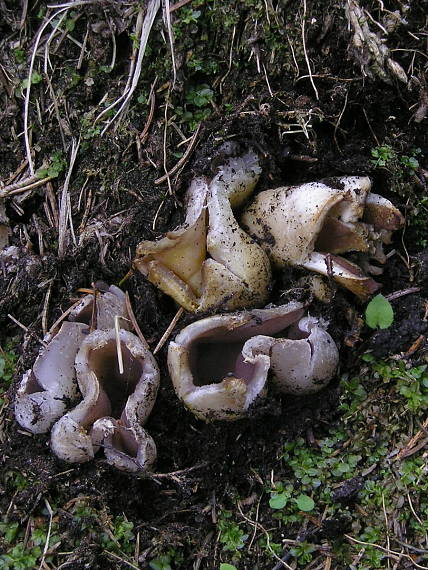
134 152 272 312
168 302 338 421
242 177 404 298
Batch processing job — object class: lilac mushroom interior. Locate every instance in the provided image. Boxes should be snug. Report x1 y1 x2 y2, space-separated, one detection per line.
168 303 339 421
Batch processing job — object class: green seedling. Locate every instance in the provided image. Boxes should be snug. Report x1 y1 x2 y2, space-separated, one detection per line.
370 145 395 168
35 151 67 179
218 511 248 555
365 294 394 329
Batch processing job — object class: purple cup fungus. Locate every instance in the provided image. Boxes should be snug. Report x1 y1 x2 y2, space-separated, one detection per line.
50 328 159 473
241 177 404 299
134 151 272 312
167 302 339 421
14 285 128 434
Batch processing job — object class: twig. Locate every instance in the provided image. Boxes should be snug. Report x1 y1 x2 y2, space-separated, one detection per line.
38 499 54 570
103 550 140 570
236 501 293 569
140 78 158 143
170 0 193 11
41 280 53 335
149 462 208 482
396 417 428 460
3 159 29 185
382 493 391 570
345 534 428 569
48 297 86 335
0 175 55 198
385 287 421 301
161 89 173 196
153 307 184 354
124 292 150 350
7 314 47 347
155 122 202 184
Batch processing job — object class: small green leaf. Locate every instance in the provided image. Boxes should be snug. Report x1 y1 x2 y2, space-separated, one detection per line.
220 565 237 570
365 294 394 329
269 493 287 510
296 495 315 512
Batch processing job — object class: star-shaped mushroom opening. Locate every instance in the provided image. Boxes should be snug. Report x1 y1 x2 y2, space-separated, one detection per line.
134 152 272 312
168 302 338 421
50 329 159 473
14 284 128 434
242 176 404 298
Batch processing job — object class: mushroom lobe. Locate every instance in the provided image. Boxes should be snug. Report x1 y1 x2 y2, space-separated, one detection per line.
168 302 338 421
134 152 271 312
50 329 159 473
14 285 128 434
242 176 404 298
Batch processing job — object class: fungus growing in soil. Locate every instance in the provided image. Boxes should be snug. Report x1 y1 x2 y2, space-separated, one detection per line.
15 285 128 434
241 176 404 298
168 302 339 421
134 151 272 312
50 328 159 473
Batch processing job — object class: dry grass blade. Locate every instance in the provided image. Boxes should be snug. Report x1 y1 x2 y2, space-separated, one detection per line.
153 307 184 354
162 0 177 87
345 534 428 569
114 316 124 375
155 122 202 184
396 417 428 460
124 292 150 350
24 6 71 175
100 0 161 135
58 138 80 257
301 0 319 100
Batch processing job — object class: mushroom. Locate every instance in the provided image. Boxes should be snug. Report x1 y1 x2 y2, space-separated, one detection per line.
14 285 128 434
241 176 404 298
168 302 338 421
50 328 159 473
134 151 272 312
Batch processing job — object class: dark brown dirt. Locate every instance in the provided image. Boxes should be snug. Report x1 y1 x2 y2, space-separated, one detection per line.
1 1 427 568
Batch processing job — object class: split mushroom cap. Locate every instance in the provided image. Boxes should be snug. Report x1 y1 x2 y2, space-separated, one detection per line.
134 152 272 313
242 176 404 298
14 285 128 434
50 328 159 473
168 302 338 421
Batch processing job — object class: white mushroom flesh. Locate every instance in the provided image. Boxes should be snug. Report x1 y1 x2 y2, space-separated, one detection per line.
168 302 338 421
134 152 272 312
242 176 404 298
50 329 159 473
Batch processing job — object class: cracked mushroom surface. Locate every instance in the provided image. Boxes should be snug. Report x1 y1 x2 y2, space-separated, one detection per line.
134 151 272 312
241 176 404 298
14 285 128 434
50 328 159 473
168 302 339 421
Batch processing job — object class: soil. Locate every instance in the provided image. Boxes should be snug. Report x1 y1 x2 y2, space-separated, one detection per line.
0 1 427 569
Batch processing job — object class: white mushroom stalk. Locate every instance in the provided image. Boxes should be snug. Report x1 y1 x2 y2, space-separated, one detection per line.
168 302 338 421
14 285 128 434
50 329 159 473
241 176 404 298
134 151 272 312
